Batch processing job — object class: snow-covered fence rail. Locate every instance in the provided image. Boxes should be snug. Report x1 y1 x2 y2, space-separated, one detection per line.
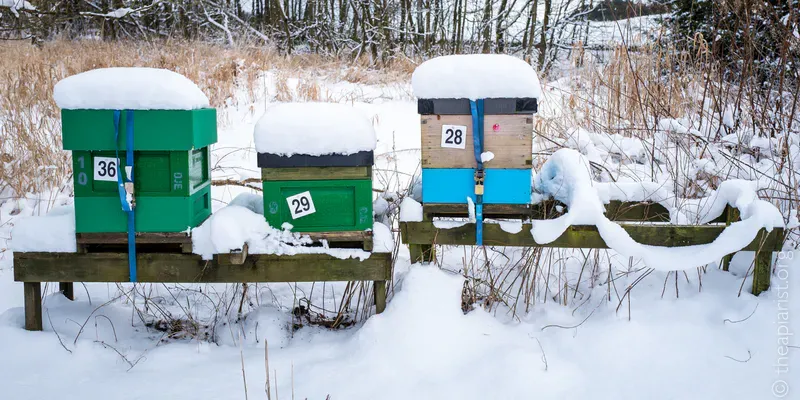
401 200 784 298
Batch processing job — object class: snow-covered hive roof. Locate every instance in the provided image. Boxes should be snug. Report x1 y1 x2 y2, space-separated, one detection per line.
254 102 377 156
53 67 210 110
411 54 542 100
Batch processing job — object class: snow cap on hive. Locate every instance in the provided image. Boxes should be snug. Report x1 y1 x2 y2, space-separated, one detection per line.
254 102 377 156
53 67 210 110
411 54 542 100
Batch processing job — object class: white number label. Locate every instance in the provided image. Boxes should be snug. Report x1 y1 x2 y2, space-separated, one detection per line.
93 157 119 182
441 125 467 149
286 191 316 219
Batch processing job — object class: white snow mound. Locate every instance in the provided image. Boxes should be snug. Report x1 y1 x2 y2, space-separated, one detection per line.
11 206 77 253
412 54 542 100
254 102 377 156
53 68 210 110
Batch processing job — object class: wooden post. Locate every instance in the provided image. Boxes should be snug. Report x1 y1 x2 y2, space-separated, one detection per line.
24 282 43 331
373 280 387 314
720 206 740 271
59 282 74 301
752 250 772 296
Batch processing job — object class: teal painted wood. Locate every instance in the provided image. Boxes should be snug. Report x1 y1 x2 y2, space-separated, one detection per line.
421 168 531 204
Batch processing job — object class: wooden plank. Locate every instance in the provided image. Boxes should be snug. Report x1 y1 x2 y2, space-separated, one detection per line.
24 282 42 331
373 280 387 314
59 282 74 300
421 115 533 169
14 252 393 283
261 166 371 181
401 221 785 251
423 200 671 222
720 206 741 271
77 232 191 244
752 251 772 296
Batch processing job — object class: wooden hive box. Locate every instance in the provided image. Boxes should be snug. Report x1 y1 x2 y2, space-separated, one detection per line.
417 98 537 205
63 109 217 233
254 103 376 233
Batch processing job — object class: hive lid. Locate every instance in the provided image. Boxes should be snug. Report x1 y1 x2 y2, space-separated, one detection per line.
411 54 542 101
254 102 377 157
54 67 210 110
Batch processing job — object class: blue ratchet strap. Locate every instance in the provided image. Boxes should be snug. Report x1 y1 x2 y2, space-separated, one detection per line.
114 110 137 282
470 99 485 246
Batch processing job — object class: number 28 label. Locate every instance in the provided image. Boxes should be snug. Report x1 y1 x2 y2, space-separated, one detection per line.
286 191 316 219
441 125 466 149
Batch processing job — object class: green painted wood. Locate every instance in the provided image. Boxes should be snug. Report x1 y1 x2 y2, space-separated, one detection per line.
72 148 209 197
24 282 42 331
62 109 217 151
73 185 211 233
374 280 387 314
262 166 371 181
262 179 373 232
14 252 392 283
401 221 784 251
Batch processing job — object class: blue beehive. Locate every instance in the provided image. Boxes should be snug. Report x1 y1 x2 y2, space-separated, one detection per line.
412 55 540 206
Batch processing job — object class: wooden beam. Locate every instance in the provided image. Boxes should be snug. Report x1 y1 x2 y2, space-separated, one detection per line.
24 282 42 331
401 221 784 251
373 280 387 313
59 282 74 301
752 249 773 296
77 232 191 244
14 252 392 283
423 200 673 222
261 166 371 181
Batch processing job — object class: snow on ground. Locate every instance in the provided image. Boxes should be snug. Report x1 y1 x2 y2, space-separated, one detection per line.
1 67 798 399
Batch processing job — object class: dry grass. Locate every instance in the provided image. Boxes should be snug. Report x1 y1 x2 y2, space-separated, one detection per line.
0 40 414 196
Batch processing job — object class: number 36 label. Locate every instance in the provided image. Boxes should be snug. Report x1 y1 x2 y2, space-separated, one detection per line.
286 191 316 219
93 157 119 182
441 125 467 149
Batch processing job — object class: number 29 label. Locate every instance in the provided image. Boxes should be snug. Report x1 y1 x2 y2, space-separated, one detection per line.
441 125 467 149
286 191 316 219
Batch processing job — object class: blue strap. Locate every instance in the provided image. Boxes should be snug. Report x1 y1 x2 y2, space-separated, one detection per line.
469 100 485 246
114 110 137 282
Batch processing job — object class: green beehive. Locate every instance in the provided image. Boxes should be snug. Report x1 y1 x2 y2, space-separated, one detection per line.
254 103 376 233
64 109 216 233
55 68 217 234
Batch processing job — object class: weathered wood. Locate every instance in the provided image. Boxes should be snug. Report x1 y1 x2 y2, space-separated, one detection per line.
14 252 393 283
301 230 373 251
59 282 74 300
720 206 741 271
373 280 387 314
77 232 191 244
401 221 785 251
752 250 773 296
229 243 249 265
421 115 533 169
24 282 42 331
261 166 371 181
422 201 672 222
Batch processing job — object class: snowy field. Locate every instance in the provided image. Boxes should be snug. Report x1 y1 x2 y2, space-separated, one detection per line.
1 68 798 400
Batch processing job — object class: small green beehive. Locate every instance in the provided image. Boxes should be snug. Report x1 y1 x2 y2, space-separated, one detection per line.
55 68 217 233
254 103 376 232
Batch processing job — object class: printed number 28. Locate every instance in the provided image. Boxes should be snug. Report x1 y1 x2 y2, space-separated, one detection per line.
445 128 463 145
441 124 467 149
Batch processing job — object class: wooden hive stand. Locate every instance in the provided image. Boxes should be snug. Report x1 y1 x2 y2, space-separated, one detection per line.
401 201 784 297
15 231 392 331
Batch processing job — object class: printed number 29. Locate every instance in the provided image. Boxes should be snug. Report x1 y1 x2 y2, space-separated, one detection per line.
286 191 316 219
441 125 467 149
